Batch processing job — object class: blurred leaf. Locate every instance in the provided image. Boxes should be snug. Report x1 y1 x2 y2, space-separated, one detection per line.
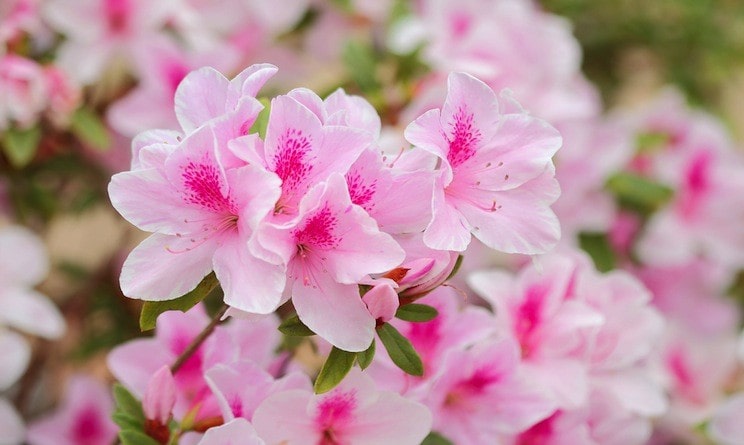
356 339 376 370
70 107 111 150
421 432 454 445
249 97 271 139
377 323 423 376
395 304 439 322
278 315 316 337
314 347 357 394
113 383 145 422
636 131 670 153
112 412 142 431
119 429 160 445
606 172 673 214
2 126 41 168
579 232 616 272
343 40 380 92
139 273 219 331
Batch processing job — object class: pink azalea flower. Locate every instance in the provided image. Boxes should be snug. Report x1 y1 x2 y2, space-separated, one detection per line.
252 368 432 445
205 360 310 423
255 174 405 351
109 122 286 312
26 376 118 445
469 254 603 408
405 71 562 253
0 0 41 45
142 365 177 438
42 0 174 84
0 54 48 130
197 418 265 445
422 338 556 443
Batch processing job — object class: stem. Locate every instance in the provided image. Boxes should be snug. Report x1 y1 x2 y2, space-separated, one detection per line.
170 305 229 375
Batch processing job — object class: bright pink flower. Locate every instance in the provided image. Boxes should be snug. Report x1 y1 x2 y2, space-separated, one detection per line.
255 174 405 351
0 0 41 45
405 71 561 253
423 338 556 443
109 123 286 312
252 369 432 445
42 65 81 128
26 376 118 445
197 418 265 445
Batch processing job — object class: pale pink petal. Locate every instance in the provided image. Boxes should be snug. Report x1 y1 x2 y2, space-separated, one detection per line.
404 109 448 169
108 87 178 137
0 331 30 391
143 366 176 424
198 418 265 445
252 390 318 444
0 288 65 339
0 397 24 445
174 67 230 133
344 391 432 445
119 233 217 301
0 225 48 286
423 181 472 251
204 361 274 421
458 166 560 253
441 72 501 144
107 339 171 398
228 63 278 105
293 277 375 352
130 129 181 170
709 393 744 445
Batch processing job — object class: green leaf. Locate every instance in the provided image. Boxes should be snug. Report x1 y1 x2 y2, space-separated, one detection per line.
421 432 454 445
278 315 316 337
70 107 111 150
112 412 142 431
395 303 439 322
314 347 357 394
113 383 145 422
119 429 161 445
248 98 271 139
356 340 376 370
1 126 41 168
139 273 219 331
606 172 673 214
342 40 380 92
635 131 669 153
578 232 616 273
377 323 423 376
445 255 464 281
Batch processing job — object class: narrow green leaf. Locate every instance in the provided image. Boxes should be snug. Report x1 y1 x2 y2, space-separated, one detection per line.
606 172 673 214
248 98 271 139
1 126 41 168
445 255 464 281
278 315 316 337
395 303 439 322
356 340 376 370
113 383 145 421
578 232 616 273
314 347 357 394
139 273 218 331
70 107 111 150
636 131 669 153
112 412 142 431
119 429 160 445
421 432 454 445
377 323 423 376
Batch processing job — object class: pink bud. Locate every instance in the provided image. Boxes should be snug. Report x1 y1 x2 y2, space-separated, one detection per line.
143 365 176 425
364 284 399 323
